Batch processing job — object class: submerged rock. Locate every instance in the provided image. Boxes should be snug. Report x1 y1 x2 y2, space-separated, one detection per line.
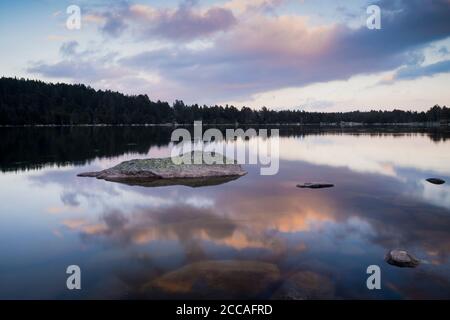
426 178 446 185
385 249 420 268
78 152 247 187
271 271 335 300
297 183 334 189
143 260 280 299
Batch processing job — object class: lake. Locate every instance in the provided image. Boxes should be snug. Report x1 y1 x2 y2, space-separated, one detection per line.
1 126 450 299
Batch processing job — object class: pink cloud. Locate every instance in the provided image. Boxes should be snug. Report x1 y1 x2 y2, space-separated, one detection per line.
29 0 450 105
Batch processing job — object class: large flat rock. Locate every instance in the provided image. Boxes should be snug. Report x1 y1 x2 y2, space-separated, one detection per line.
78 152 247 187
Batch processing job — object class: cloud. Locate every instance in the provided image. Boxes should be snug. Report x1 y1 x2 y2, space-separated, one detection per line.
438 46 450 56
394 59 450 80
83 14 106 25
223 0 285 14
140 5 236 41
27 0 450 104
118 0 450 102
27 56 160 96
101 12 128 37
88 0 129 37
28 59 128 83
46 35 68 42
59 41 79 57
97 0 237 41
27 42 160 95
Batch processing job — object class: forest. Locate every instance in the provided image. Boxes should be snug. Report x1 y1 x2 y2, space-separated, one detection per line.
1 77 449 125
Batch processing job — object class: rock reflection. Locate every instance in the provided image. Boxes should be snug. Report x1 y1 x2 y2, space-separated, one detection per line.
103 175 244 188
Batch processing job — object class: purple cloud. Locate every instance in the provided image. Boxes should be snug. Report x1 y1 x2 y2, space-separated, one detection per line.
145 6 236 41
101 12 128 37
118 0 450 101
27 0 450 104
96 0 236 41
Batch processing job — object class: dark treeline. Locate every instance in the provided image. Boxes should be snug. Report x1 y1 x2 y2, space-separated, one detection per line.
1 77 449 125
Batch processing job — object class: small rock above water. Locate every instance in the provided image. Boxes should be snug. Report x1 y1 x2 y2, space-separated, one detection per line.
385 249 420 268
426 178 446 185
297 183 334 189
78 152 247 187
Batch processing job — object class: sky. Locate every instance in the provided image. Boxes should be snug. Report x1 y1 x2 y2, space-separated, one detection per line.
0 0 450 111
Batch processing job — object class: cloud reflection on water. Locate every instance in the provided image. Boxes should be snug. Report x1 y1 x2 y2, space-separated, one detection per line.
2 129 450 299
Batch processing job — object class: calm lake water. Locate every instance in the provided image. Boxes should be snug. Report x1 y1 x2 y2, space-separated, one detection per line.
1 126 450 299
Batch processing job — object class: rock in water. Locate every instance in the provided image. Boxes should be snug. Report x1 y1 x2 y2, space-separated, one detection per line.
297 183 334 189
271 271 335 300
385 249 420 268
143 260 280 299
78 151 247 187
426 178 446 185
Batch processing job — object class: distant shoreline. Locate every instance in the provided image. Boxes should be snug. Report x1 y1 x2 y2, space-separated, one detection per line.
1 122 449 128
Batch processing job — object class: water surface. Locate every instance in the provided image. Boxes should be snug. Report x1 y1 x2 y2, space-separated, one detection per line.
1 126 450 299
